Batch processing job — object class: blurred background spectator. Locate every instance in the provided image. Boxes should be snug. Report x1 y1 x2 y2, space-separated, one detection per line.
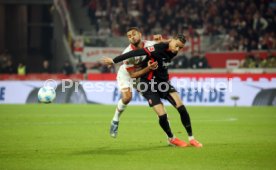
0 50 13 73
190 52 200 69
62 61 74 75
77 62 87 74
170 54 189 69
41 60 52 74
2 60 16 74
17 62 27 75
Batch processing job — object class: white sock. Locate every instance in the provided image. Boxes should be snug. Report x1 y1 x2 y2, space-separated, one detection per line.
168 136 175 140
188 136 194 141
112 99 127 121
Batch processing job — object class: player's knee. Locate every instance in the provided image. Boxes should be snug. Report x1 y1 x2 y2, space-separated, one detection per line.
174 98 184 108
122 93 132 104
168 93 183 108
175 103 183 108
122 97 131 104
158 114 168 121
153 104 166 116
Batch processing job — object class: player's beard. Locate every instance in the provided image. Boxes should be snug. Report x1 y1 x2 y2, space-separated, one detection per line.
132 39 141 48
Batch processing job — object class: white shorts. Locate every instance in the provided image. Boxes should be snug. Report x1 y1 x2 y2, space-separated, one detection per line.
117 65 135 91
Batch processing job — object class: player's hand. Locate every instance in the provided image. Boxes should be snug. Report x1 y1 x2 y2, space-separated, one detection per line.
153 34 163 42
148 60 158 70
101 57 114 66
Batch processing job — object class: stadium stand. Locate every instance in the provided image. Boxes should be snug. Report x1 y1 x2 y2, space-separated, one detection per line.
77 0 276 52
0 0 275 73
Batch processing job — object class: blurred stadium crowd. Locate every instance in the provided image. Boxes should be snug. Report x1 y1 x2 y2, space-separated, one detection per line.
84 0 276 51
241 50 276 68
0 0 276 75
170 50 276 69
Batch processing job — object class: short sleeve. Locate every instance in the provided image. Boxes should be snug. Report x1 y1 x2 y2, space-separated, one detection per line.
121 46 135 70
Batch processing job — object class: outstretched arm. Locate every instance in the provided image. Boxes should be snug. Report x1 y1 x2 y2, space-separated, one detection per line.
113 49 147 63
102 48 148 65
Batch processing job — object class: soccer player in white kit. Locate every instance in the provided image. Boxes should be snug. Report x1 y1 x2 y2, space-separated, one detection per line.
110 27 161 137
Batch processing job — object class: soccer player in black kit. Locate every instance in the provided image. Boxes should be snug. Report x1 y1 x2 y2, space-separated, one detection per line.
102 34 202 148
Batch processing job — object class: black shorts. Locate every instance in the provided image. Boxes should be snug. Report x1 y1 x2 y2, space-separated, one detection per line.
137 79 177 107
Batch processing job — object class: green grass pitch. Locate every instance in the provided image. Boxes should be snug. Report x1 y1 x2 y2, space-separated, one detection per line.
0 105 276 170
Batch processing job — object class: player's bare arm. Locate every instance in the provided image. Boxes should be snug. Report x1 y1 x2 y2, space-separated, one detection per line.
105 49 148 66
101 57 158 78
101 57 114 65
127 60 158 78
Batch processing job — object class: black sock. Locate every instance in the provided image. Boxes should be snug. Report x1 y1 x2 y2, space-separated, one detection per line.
158 114 174 138
177 105 193 136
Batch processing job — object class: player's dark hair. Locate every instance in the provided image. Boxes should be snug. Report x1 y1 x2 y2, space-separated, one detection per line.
175 34 187 44
127 27 141 32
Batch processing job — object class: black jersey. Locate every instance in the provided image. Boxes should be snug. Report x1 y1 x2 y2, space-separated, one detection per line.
113 43 177 81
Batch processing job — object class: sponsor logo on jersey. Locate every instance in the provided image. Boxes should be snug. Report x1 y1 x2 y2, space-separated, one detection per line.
147 46 155 52
163 61 172 68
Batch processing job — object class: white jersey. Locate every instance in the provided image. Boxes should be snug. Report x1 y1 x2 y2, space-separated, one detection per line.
117 40 156 91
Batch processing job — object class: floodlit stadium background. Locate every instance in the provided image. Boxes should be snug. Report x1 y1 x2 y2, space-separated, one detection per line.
0 0 276 105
